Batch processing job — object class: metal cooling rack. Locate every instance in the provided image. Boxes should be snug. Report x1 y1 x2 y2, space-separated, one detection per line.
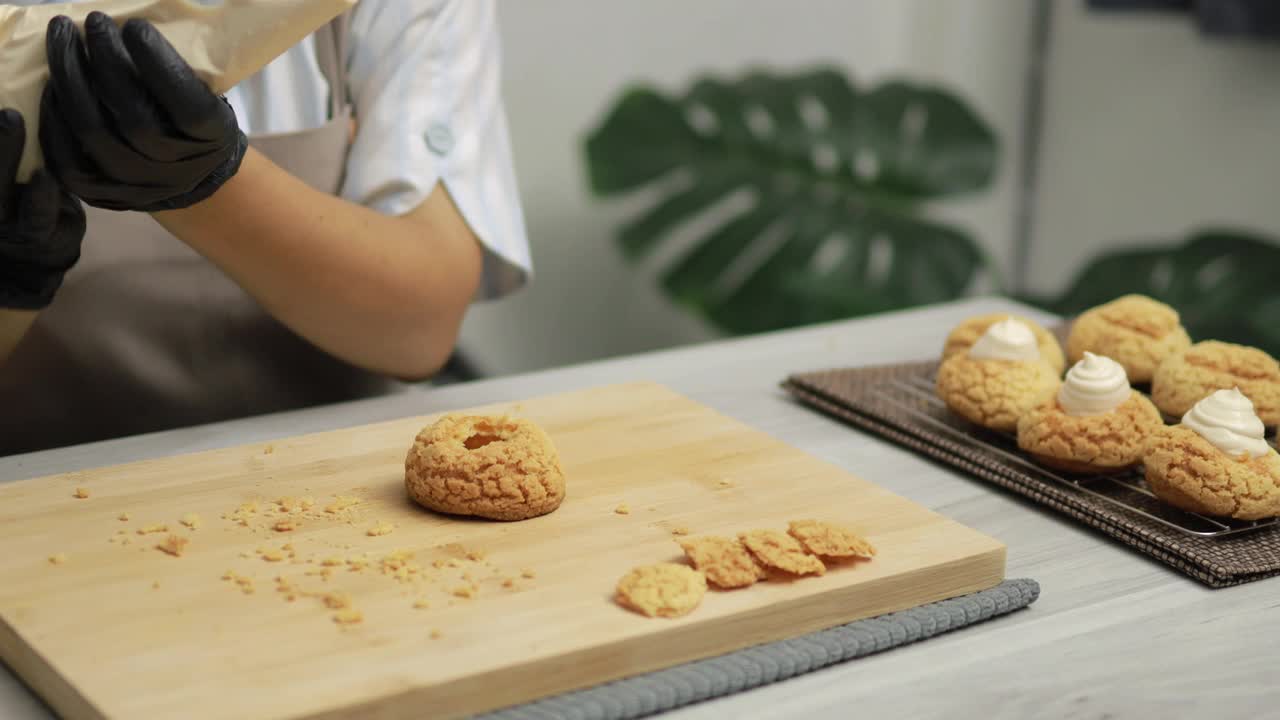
873 373 1280 538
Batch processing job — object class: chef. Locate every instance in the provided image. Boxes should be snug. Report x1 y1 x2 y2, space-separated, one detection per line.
0 0 532 455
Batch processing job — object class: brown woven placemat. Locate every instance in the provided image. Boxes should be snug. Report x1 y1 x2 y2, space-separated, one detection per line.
782 361 1280 588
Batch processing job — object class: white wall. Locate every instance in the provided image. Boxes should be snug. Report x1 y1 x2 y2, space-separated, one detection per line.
1027 0 1280 296
457 0 1032 377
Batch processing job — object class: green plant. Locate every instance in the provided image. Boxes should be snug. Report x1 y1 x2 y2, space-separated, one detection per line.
584 67 999 334
1023 230 1280 357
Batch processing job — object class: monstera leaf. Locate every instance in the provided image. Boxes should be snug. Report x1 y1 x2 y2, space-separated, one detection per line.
1028 230 1280 357
585 68 999 334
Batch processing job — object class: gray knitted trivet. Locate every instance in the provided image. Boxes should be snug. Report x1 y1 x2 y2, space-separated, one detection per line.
478 578 1039 720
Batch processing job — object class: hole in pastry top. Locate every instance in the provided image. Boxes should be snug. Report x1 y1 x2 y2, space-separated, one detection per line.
464 433 500 450
456 418 520 450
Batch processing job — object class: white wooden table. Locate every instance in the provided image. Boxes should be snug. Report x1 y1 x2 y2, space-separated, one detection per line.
2 298 1274 719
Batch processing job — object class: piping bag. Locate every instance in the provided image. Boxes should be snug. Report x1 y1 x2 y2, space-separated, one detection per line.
0 0 357 181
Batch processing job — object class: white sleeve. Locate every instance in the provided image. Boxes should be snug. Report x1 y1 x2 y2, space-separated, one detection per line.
343 0 531 299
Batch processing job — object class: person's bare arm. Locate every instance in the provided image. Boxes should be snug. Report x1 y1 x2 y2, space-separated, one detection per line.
153 147 483 381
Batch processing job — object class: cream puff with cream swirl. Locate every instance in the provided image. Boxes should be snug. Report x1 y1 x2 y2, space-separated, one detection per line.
967 317 1041 363
937 317 1060 432
1181 388 1271 459
1017 352 1164 474
1144 388 1280 520
1058 352 1131 416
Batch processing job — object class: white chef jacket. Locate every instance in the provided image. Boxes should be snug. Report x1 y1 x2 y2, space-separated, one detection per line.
12 0 532 300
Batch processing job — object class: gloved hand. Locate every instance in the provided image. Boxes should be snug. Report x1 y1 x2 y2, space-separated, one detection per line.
40 11 248 212
0 109 86 310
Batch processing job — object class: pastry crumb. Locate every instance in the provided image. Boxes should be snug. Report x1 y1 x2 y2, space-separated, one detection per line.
366 521 394 537
465 549 487 562
221 571 256 595
324 495 360 514
450 584 478 599
224 501 259 526
48 553 67 565
614 504 631 515
671 526 691 536
320 592 351 610
118 512 130 522
263 444 275 455
321 556 345 567
273 496 304 513
501 578 516 589
717 479 734 488
180 513 201 530
273 519 298 533
430 629 442 640
152 581 161 590
136 523 169 535
413 599 431 609
332 609 363 626
73 487 90 499
521 568 537 579
379 550 421 583
262 549 286 562
156 534 190 557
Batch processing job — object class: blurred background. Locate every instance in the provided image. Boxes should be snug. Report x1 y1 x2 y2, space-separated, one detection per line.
453 0 1280 379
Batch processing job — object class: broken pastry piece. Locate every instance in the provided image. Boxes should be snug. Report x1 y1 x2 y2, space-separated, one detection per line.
676 535 766 589
738 529 825 577
786 520 875 560
615 563 706 618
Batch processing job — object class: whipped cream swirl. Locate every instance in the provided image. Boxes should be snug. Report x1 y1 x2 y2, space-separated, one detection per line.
1182 388 1271 459
1058 352 1130 416
968 317 1040 362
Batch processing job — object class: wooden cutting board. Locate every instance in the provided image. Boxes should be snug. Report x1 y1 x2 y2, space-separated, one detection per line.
0 383 1005 720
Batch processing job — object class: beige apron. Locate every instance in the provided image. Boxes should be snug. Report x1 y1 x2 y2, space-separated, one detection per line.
0 14 398 456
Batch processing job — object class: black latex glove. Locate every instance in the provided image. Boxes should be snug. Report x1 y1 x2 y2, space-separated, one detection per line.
40 12 248 212
0 109 86 311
